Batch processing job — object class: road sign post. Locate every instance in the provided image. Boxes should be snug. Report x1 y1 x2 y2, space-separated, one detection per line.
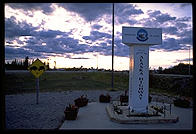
36 78 39 104
28 58 47 104
122 27 162 113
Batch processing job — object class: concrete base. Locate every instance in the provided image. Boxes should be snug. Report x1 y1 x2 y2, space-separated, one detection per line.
59 102 192 129
106 101 179 124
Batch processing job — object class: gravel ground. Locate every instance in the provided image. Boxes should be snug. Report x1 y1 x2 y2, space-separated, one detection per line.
5 90 187 129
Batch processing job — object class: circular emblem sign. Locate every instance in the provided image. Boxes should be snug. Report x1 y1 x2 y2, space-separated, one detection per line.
136 29 148 42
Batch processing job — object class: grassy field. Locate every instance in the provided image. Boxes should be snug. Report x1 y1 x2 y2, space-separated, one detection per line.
4 71 180 96
4 71 129 94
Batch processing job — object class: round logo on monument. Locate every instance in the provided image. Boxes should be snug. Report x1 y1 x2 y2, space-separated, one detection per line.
136 29 148 42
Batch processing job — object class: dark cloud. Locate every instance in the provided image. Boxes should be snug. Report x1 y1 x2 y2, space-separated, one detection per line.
175 22 188 30
150 38 187 52
5 46 43 60
6 41 13 44
114 38 129 57
147 10 161 17
115 3 143 24
176 16 191 22
4 3 192 61
7 3 54 15
4 16 84 57
177 29 192 39
70 57 90 59
179 3 192 8
139 18 160 28
91 31 111 39
33 30 66 39
178 37 192 46
57 3 143 25
147 10 176 23
57 3 112 22
163 27 178 35
156 14 176 23
82 31 111 42
175 58 193 63
5 16 38 39
91 24 102 30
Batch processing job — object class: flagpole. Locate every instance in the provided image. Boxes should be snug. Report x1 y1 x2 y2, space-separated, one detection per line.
112 3 114 90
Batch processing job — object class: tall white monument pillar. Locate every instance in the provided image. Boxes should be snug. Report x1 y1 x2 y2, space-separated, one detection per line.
122 27 162 113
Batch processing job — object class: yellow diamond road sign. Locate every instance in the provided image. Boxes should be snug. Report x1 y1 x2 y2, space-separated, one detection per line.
28 59 47 78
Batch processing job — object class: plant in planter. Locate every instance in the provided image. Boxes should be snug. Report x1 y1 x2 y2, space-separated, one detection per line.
151 105 164 114
64 104 79 120
99 93 111 103
173 97 190 108
120 90 128 105
74 95 88 107
149 95 152 103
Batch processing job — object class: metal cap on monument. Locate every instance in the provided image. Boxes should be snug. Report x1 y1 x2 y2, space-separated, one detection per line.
122 27 162 45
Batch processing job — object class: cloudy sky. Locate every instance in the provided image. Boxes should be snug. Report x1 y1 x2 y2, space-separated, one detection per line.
5 3 193 70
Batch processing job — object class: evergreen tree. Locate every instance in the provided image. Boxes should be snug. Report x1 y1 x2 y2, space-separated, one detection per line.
24 56 29 70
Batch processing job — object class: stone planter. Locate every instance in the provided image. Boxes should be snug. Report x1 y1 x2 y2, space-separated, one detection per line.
74 95 88 107
64 104 79 120
99 94 111 103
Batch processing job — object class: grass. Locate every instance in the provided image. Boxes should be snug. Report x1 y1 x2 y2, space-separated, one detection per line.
4 71 180 97
4 71 129 94
149 88 178 97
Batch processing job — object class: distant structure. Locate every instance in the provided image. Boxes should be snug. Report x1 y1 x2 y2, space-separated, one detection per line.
54 61 56 70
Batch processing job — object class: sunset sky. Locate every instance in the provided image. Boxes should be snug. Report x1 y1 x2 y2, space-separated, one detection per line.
5 3 193 70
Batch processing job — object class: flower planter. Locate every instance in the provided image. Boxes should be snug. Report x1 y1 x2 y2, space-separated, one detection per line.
120 95 128 103
99 94 111 103
120 90 128 105
74 95 88 107
173 98 190 108
64 104 79 120
149 95 152 103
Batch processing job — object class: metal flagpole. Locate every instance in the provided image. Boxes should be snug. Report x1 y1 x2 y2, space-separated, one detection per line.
112 3 114 90
189 45 191 75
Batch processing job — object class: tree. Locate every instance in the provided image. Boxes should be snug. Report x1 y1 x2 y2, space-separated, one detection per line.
24 56 29 70
157 66 163 74
162 63 193 75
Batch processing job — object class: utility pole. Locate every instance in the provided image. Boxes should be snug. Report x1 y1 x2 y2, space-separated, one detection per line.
189 45 191 75
111 3 114 90
54 61 56 70
97 54 98 70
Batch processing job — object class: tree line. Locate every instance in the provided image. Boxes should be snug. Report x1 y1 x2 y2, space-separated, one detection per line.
5 56 49 70
152 63 193 75
5 57 193 75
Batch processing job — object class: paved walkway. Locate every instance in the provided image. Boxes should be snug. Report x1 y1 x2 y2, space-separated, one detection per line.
60 102 193 130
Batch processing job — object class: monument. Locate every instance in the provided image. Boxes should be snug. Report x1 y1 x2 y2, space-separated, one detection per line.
106 27 178 123
122 27 162 113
